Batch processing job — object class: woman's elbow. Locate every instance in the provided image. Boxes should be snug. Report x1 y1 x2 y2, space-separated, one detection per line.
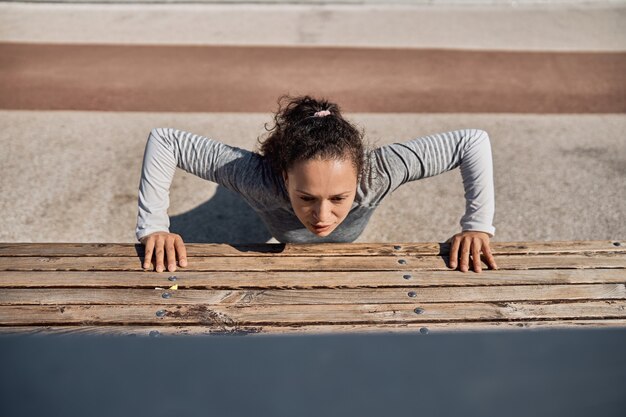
474 129 490 143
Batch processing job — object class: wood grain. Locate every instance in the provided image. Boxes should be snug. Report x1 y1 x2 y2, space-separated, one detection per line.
3 320 626 336
1 300 625 326
1 241 624 334
1 284 623 305
1 253 624 271
0 241 623 257
1 269 624 289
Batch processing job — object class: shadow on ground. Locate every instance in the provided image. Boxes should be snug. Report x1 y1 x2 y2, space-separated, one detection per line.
170 186 273 244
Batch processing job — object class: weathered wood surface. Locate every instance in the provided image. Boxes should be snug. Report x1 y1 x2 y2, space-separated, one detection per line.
2 284 624 305
0 241 624 336
2 253 625 271
2 269 625 288
4 320 626 337
0 240 623 257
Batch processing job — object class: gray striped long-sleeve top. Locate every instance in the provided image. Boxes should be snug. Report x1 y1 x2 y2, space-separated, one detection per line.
136 127 496 243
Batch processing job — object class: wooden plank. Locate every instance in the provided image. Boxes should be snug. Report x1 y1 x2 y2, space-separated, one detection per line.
0 240 623 257
1 253 625 271
2 320 626 336
1 300 625 325
1 284 624 306
1 269 624 288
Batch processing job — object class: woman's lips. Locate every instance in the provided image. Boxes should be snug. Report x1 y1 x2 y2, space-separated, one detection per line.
313 224 332 231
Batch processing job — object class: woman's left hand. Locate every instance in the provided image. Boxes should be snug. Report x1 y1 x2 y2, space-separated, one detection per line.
446 231 498 273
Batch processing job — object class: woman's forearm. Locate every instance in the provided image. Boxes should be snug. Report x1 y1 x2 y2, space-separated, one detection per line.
458 129 496 237
136 128 178 242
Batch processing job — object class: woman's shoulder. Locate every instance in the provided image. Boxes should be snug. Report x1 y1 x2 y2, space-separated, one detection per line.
154 127 290 208
353 148 391 207
231 152 291 209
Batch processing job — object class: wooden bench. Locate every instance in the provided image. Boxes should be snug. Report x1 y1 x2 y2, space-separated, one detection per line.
0 240 624 336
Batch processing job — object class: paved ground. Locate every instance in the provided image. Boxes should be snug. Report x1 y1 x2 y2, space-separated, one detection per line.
2 2 624 50
1 44 623 113
0 2 624 244
2 111 623 243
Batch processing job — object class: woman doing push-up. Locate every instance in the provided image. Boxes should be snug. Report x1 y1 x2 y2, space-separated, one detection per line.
136 94 498 274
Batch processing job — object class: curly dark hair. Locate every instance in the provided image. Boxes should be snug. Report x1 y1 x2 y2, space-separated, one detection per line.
256 94 371 182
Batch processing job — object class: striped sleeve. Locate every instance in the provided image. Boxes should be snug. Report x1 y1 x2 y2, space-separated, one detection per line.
377 129 496 237
135 127 256 242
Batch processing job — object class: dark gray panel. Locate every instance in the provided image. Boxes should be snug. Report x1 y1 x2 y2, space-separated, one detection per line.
1 328 625 417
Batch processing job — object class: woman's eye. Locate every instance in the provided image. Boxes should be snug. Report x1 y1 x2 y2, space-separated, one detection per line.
299 197 345 202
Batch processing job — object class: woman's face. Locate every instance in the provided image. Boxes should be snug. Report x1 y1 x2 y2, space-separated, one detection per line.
283 157 358 236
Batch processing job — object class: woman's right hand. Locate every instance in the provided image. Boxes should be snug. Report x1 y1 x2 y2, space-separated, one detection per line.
140 232 188 273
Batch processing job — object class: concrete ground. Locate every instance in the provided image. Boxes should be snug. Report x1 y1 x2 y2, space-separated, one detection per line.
1 111 623 243
0 2 624 244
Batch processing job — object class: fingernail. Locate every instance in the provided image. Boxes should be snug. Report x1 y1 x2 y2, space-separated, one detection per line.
180 260 187 267
168 264 176 271
143 263 148 269
156 267 163 273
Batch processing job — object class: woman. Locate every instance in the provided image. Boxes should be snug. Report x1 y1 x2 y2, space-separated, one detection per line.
136 94 498 274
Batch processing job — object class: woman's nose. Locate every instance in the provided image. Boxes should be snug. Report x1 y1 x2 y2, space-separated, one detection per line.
313 201 332 222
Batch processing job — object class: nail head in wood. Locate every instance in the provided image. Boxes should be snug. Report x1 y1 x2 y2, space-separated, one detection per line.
398 259 407 265
403 274 412 280
149 330 161 337
168 276 177 281
162 292 172 299
613 242 622 246
394 245 402 250
414 307 424 314
420 327 429 335
155 310 166 318
408 291 417 298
